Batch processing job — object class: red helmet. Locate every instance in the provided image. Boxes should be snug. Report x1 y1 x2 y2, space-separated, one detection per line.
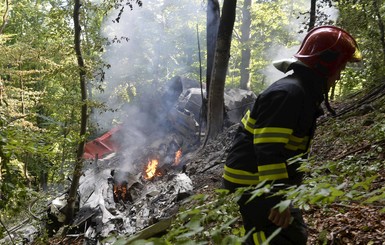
294 26 362 77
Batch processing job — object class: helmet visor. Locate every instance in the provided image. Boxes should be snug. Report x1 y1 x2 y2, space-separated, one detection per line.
349 47 362 62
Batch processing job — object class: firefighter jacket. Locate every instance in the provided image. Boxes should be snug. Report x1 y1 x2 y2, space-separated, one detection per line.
223 65 325 191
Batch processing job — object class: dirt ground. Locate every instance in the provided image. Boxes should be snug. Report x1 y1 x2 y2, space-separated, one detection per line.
185 119 385 245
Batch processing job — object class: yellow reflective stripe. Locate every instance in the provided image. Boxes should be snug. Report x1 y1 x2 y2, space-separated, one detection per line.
254 127 292 135
253 231 267 245
253 127 293 144
298 139 308 150
258 163 288 181
223 165 260 185
285 135 309 150
289 134 303 143
224 163 289 184
241 110 256 134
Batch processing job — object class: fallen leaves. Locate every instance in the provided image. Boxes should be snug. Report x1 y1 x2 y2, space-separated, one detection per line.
305 203 385 244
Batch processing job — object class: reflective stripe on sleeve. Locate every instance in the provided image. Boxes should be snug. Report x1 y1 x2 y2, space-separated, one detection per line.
285 135 309 151
258 163 289 181
253 127 293 144
241 110 256 134
253 231 267 245
223 165 260 185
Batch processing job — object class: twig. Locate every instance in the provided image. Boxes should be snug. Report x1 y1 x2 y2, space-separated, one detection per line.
66 233 84 238
319 83 385 125
8 218 30 233
329 225 350 245
333 138 385 160
0 216 15 245
28 198 42 221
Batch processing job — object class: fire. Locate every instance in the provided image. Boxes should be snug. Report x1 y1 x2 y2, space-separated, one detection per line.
143 149 183 180
173 148 182 166
113 182 128 202
144 159 159 180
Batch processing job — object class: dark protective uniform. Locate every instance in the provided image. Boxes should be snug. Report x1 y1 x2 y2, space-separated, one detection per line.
223 65 325 245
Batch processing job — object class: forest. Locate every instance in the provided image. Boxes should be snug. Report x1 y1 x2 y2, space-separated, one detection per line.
0 0 384 244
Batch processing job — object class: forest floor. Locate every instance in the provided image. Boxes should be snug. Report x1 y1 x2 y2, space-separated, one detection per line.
26 84 385 245
185 84 385 245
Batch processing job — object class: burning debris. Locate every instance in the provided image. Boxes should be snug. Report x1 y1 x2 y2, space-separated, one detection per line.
61 78 255 242
142 148 183 181
0 78 245 245
0 77 256 244
68 154 193 242
59 133 192 242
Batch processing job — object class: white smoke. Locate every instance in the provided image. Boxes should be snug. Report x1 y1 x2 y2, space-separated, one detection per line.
90 0 206 170
93 0 205 126
262 0 339 84
89 1 340 169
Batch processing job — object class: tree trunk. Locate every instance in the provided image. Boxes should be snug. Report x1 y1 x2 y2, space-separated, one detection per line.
309 0 316 31
206 0 220 95
239 0 252 90
0 0 10 34
204 0 220 128
330 84 335 100
19 59 25 114
64 0 88 230
205 0 237 142
373 0 385 64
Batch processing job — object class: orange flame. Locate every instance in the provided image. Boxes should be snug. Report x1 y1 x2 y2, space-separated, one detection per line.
173 148 182 166
113 183 128 202
144 159 159 179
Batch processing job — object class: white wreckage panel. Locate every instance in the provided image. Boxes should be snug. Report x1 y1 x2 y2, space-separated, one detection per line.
73 163 193 242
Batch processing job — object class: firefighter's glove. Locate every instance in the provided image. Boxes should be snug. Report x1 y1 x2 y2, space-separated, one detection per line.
268 206 292 229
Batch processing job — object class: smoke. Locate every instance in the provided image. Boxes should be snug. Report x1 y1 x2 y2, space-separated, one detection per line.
90 0 206 171
262 0 340 84
90 0 340 170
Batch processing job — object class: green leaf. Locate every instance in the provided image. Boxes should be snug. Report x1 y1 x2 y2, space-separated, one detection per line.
273 200 291 213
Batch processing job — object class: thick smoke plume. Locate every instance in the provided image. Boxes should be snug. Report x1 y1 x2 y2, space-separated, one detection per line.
91 0 205 172
90 0 339 172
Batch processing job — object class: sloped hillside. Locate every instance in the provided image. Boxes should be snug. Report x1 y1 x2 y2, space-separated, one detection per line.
305 84 385 244
20 84 385 245
183 84 385 244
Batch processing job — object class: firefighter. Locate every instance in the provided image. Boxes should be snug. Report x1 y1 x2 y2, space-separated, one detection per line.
223 26 362 245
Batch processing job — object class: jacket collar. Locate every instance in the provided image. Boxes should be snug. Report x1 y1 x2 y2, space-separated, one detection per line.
273 57 326 107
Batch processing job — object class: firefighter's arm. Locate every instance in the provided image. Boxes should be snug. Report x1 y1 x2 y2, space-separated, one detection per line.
249 90 303 227
251 90 303 183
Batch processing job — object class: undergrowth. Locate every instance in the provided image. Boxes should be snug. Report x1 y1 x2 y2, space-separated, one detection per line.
115 91 385 244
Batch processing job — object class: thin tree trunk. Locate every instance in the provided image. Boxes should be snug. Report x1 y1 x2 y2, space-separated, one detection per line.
330 84 335 100
64 0 88 230
309 0 316 31
19 58 25 114
0 0 10 34
373 0 385 64
205 0 237 142
206 0 220 94
239 0 252 90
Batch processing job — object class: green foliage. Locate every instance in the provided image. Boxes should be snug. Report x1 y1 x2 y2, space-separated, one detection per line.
283 156 384 212
285 97 385 212
229 0 308 93
337 0 385 88
114 189 245 245
0 0 108 219
153 189 244 244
